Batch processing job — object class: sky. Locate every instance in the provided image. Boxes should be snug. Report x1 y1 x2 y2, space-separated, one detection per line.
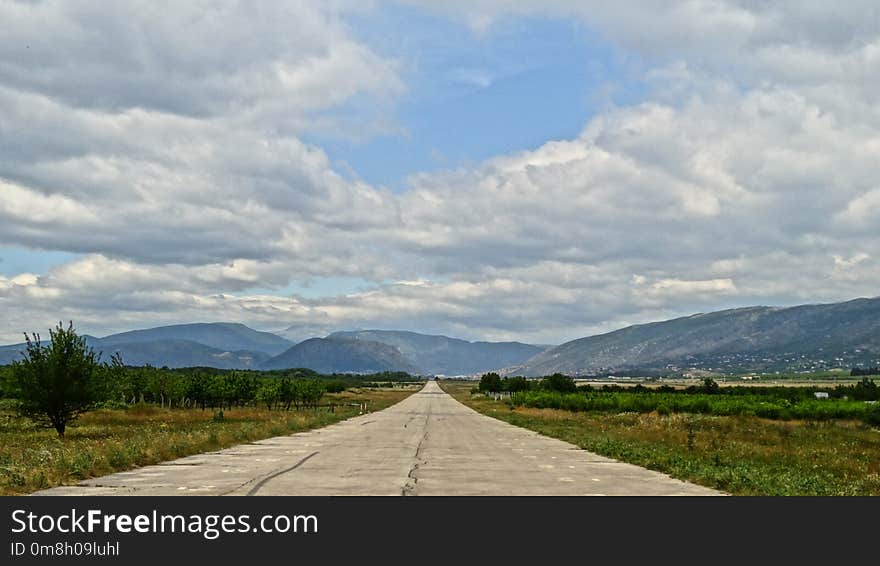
1 1 879 345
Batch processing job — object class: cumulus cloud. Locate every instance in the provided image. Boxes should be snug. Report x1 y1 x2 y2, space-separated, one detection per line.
0 1 404 268
0 1 400 119
1 1 879 344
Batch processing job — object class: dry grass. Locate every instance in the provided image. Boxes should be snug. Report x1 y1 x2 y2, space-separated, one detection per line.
443 381 880 495
0 386 417 495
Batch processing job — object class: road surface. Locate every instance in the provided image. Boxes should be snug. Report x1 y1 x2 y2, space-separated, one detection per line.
37 381 719 495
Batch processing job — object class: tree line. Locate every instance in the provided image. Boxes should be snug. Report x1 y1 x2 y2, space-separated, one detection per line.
0 322 416 437
478 373 880 402
477 372 577 394
851 367 880 377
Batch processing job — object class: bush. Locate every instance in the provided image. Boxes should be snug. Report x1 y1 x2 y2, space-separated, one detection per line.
541 373 577 393
865 404 880 427
502 376 531 392
479 372 503 393
324 381 348 393
0 366 13 399
850 378 880 401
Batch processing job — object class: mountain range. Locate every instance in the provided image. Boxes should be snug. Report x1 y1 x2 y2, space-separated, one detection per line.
2 296 878 375
94 322 292 356
0 323 288 370
328 330 544 375
0 323 542 375
510 297 880 376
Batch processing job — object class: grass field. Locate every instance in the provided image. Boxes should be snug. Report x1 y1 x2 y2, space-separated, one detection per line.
0 386 417 495
443 381 880 496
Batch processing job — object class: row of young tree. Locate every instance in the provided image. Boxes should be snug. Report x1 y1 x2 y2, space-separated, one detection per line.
0 322 415 437
477 372 577 394
477 372 880 402
107 366 332 410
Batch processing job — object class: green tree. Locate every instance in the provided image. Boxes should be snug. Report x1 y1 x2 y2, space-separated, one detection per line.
298 379 325 409
278 375 294 410
851 377 879 401
502 376 530 392
541 373 577 393
479 372 503 393
118 366 150 405
256 379 280 410
146 368 184 408
185 370 210 410
10 321 111 438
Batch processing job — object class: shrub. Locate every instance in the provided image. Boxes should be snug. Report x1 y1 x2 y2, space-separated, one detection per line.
503 376 531 392
479 372 503 393
865 404 880 427
9 322 118 437
541 373 577 393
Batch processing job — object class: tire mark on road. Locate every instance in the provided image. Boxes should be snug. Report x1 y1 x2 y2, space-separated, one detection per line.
244 451 320 496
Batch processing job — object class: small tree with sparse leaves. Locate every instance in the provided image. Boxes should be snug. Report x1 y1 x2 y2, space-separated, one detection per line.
10 321 113 438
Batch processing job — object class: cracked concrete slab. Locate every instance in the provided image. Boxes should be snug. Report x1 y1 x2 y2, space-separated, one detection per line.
35 381 720 496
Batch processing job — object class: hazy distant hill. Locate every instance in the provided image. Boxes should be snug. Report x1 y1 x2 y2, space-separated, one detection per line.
329 330 545 375
261 337 421 374
98 340 271 369
512 297 880 376
0 323 289 369
97 323 292 356
0 342 26 366
0 326 540 374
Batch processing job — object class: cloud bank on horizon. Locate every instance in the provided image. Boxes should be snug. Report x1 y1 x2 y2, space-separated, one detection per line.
1 1 878 344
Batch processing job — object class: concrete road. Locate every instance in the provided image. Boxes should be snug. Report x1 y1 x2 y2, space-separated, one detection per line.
37 381 719 496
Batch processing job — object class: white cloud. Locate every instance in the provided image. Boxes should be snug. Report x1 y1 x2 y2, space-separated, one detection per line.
1 2 879 345
0 1 401 120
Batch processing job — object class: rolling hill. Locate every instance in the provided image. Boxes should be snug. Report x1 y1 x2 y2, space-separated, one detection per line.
511 297 880 376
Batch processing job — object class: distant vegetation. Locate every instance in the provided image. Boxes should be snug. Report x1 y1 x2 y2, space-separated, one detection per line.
2 358 415 419
478 372 576 394
476 374 880 425
851 367 880 376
